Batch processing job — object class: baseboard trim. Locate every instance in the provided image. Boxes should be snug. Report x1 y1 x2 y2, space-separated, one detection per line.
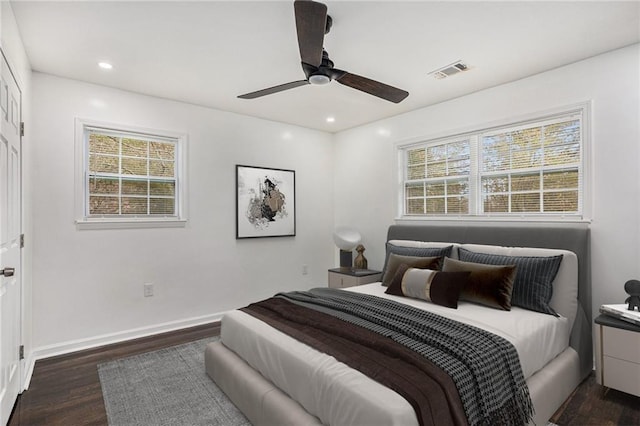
22 355 36 391
30 311 226 363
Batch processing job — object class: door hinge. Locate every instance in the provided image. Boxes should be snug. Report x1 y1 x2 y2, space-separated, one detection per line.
20 122 24 137
19 345 24 360
20 233 24 248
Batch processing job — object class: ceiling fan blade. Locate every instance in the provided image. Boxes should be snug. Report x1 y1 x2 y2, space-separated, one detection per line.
238 80 310 99
336 72 409 103
294 0 327 67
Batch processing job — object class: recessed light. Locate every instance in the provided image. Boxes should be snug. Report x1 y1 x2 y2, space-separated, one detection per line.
90 99 106 108
98 62 113 70
326 116 335 123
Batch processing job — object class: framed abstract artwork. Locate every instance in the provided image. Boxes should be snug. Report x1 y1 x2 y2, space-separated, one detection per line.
236 165 296 239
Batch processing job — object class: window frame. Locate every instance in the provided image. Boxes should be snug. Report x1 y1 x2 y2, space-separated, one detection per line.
74 118 188 229
404 136 473 216
395 103 591 222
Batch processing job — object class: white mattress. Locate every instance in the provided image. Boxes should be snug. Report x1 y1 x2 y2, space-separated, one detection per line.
220 283 571 426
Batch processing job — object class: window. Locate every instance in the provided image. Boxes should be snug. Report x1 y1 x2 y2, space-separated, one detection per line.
75 119 187 228
399 106 587 220
405 138 471 215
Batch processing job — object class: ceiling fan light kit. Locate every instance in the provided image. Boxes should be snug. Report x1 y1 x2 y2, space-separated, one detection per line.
238 0 408 103
309 74 331 85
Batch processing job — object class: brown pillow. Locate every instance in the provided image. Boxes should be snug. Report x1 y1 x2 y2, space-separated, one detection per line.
381 253 443 286
442 257 517 311
385 263 469 309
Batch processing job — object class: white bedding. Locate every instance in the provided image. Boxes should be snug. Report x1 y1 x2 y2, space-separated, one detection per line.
220 283 571 426
349 283 570 379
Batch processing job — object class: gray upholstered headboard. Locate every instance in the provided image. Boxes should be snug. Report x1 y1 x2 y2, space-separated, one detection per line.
387 223 592 379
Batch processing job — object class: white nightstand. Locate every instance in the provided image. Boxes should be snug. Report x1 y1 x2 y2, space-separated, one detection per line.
594 314 640 397
328 268 382 289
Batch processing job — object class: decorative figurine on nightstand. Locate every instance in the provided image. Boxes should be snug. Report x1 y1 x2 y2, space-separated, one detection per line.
353 244 368 270
625 279 640 311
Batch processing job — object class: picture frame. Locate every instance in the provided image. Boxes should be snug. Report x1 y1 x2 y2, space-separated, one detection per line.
236 165 296 239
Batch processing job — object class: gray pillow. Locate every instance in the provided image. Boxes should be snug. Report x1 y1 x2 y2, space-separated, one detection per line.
458 248 563 316
381 243 453 278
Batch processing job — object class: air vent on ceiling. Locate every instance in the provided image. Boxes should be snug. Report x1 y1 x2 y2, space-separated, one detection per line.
429 61 469 80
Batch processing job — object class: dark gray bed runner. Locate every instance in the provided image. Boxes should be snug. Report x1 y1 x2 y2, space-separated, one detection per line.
273 288 533 426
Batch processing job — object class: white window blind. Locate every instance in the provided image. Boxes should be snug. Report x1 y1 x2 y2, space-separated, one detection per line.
480 115 581 215
405 139 471 215
399 107 586 219
85 127 178 217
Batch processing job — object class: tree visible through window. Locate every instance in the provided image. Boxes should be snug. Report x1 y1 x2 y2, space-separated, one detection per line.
405 139 471 215
480 118 580 214
400 108 585 218
86 129 178 217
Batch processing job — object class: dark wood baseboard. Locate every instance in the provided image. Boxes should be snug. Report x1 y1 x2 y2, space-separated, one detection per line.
9 322 639 425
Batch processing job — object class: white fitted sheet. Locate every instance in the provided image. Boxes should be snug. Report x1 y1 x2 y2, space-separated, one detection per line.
221 283 571 426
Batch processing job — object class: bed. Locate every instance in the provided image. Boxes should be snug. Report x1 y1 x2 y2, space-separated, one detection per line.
205 223 591 425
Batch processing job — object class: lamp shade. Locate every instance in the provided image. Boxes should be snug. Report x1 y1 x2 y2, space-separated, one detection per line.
333 226 361 251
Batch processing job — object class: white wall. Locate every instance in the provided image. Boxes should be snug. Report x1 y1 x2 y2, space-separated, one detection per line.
30 73 334 353
334 44 640 322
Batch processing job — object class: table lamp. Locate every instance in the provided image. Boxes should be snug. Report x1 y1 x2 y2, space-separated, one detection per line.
333 226 361 268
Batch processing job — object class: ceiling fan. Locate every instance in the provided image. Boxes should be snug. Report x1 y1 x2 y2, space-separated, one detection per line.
238 0 409 103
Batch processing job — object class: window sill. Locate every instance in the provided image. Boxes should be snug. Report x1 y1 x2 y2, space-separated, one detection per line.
75 218 187 230
395 216 591 225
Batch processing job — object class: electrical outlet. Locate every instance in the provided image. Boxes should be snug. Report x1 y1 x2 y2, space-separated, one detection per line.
302 264 309 275
144 283 154 297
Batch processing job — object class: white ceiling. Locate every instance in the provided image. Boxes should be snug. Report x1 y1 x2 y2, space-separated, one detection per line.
9 1 640 133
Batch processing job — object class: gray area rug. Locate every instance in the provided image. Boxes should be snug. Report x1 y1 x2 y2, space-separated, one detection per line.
98 337 251 426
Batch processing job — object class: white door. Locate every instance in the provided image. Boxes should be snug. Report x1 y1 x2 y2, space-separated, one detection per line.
0 51 22 425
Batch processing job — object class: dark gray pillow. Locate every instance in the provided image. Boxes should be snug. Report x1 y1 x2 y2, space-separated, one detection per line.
381 243 453 277
458 248 563 316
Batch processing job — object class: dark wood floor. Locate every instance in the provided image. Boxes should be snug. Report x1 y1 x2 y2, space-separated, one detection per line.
8 322 639 426
550 373 640 426
8 322 220 426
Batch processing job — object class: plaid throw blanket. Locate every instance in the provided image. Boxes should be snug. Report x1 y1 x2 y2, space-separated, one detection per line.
277 288 533 426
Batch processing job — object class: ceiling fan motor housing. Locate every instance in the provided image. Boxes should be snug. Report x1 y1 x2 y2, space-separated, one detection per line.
303 50 347 84
325 15 332 34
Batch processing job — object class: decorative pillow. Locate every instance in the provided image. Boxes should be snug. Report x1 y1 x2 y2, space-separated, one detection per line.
381 253 443 287
442 257 517 311
458 248 563 316
385 263 469 309
381 243 453 278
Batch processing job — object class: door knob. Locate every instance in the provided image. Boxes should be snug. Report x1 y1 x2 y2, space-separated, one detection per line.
0 267 15 277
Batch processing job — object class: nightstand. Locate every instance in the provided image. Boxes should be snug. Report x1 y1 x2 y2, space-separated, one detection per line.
594 314 640 397
328 268 382 289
